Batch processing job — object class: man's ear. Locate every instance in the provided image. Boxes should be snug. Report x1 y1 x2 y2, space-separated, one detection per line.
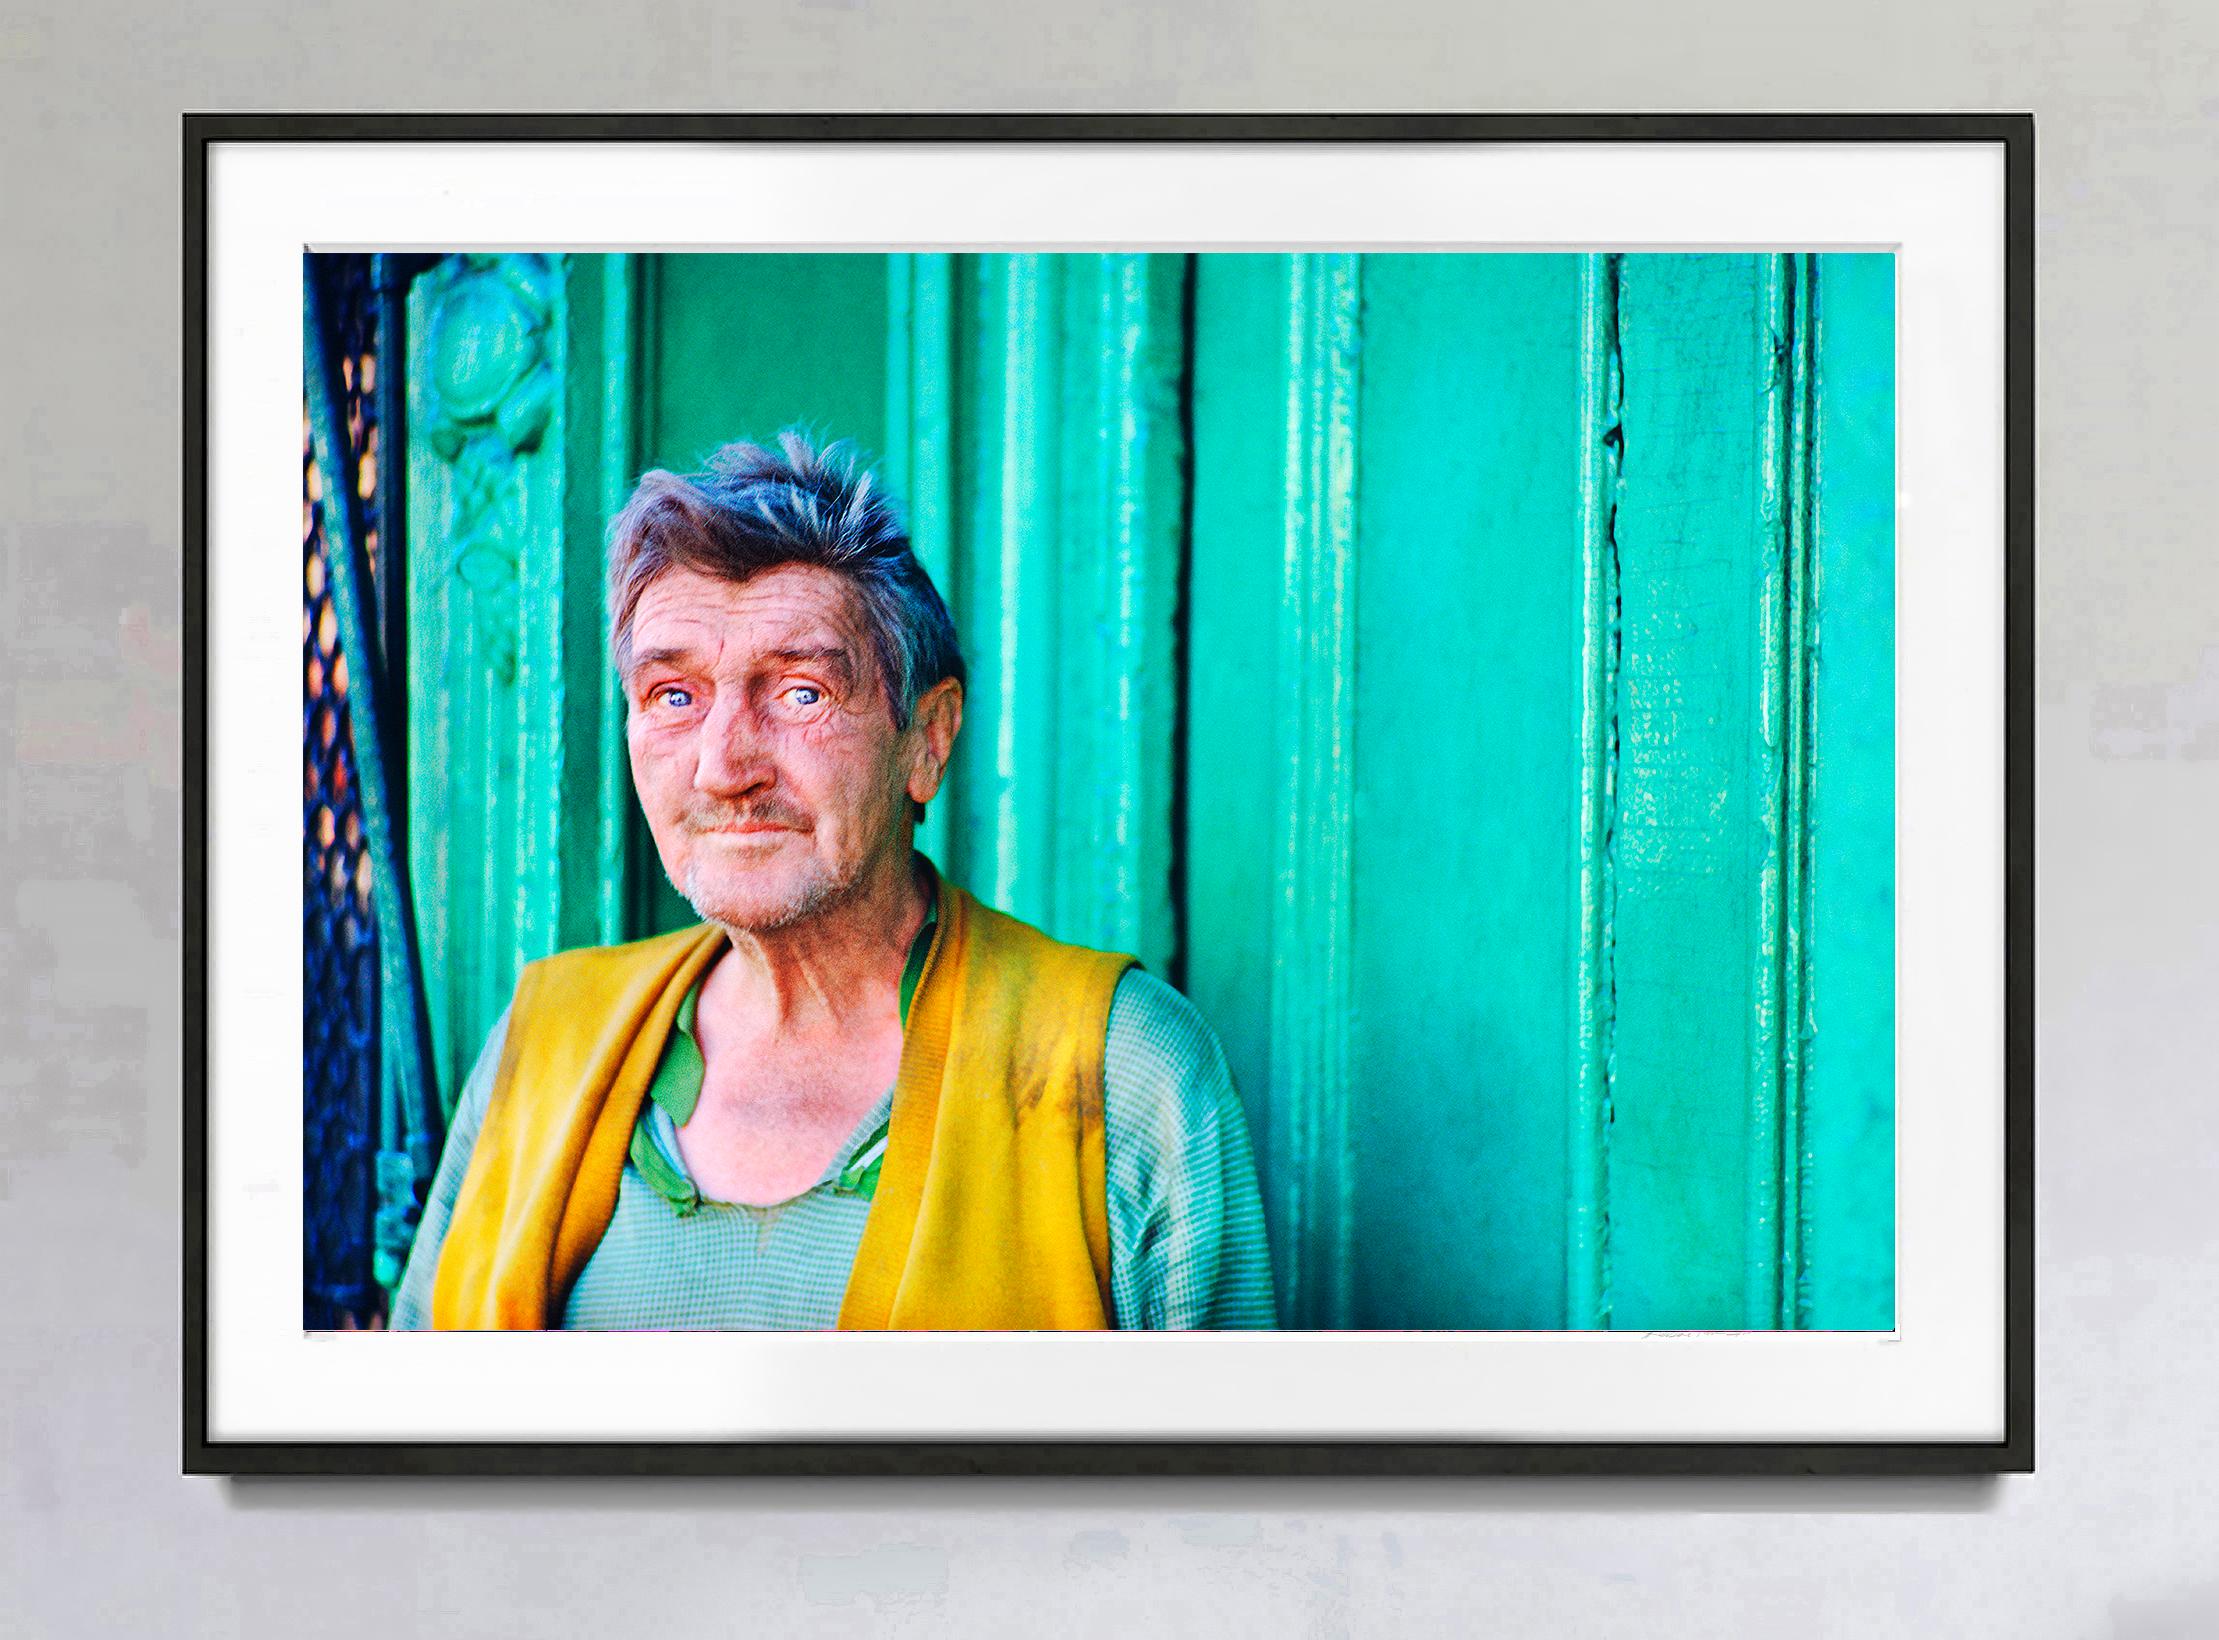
904 677 964 806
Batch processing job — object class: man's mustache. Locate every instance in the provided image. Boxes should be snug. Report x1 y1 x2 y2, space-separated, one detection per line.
681 801 812 832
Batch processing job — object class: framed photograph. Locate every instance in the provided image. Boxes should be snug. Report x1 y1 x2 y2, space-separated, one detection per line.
186 113 2032 1475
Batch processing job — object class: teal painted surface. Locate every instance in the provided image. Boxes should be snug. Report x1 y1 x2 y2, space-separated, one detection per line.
1804 253 1897 1329
1770 253 1818 1327
1570 252 1624 1329
890 253 1186 973
1046 254 1185 973
592 254 645 948
648 254 889 471
405 254 557 1111
1589 252 1895 1331
538 256 632 963
1607 254 1779 1329
1184 255 1295 1313
954 253 1060 931
1351 254 1586 1330
391 250 1896 1328
1185 253 1367 1328
404 253 629 1113
883 253 958 871
1267 253 1362 1329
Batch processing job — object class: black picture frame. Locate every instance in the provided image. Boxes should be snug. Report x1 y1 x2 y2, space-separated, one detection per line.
184 110 2034 1478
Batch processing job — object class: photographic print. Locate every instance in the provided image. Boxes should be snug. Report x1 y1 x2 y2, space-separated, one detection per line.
300 246 1897 1339
191 117 2028 1473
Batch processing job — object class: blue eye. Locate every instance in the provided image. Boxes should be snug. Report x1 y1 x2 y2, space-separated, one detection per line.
657 686 693 709
787 685 822 707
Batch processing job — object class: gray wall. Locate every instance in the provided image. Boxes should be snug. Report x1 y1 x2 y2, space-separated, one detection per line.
3 2 2213 1633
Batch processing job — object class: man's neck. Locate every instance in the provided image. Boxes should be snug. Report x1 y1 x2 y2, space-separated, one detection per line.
700 847 929 1037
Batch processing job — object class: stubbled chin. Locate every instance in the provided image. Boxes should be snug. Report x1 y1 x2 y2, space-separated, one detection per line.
679 855 840 933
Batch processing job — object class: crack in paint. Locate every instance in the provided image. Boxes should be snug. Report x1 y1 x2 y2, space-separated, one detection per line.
1571 251 1624 1331
1598 251 1625 1332
1785 254 1820 1331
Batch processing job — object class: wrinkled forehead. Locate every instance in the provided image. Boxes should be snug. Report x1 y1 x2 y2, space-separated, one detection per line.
624 562 874 680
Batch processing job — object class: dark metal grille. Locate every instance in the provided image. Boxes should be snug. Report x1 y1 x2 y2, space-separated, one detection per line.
303 254 384 1329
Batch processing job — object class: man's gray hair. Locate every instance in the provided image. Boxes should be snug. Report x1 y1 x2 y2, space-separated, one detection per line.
606 429 966 728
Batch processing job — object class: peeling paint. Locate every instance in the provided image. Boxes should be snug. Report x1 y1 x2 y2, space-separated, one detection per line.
1572 249 1624 1330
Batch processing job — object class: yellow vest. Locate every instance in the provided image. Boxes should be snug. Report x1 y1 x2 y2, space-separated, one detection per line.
429 876 1134 1330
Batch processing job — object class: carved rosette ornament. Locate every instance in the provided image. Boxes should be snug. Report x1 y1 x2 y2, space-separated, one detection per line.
416 255 561 684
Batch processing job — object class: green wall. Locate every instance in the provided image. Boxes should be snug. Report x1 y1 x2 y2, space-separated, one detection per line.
398 249 1896 1330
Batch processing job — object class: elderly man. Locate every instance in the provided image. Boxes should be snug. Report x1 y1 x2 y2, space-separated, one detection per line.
393 432 1274 1330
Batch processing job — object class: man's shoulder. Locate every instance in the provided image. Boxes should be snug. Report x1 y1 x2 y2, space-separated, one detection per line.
1099 969 1258 1235
1104 968 1231 1089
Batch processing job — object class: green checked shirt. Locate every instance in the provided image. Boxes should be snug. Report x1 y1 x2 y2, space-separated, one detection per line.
391 920 1278 1331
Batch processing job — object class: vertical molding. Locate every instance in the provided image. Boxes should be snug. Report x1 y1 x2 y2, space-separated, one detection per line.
1746 255 1789 1329
404 275 453 1092
887 255 958 593
945 253 1185 958
1570 253 1623 1331
1610 255 1782 1327
1781 254 1819 1327
405 253 566 1107
962 254 1060 924
1052 254 1184 970
1272 253 1362 1330
886 254 959 876
595 253 642 945
624 255 668 940
1181 254 1291 1316
1748 253 1818 1329
514 258 571 979
1802 252 1897 1329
